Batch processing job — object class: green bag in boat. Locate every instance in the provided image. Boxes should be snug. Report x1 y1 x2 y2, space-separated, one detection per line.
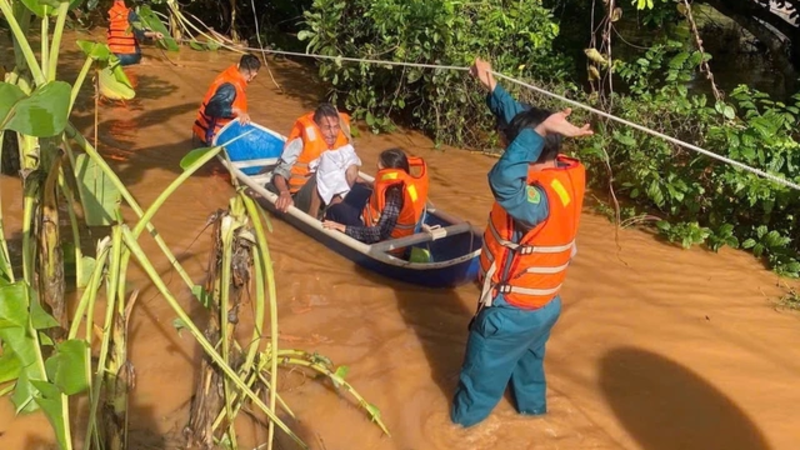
409 247 432 263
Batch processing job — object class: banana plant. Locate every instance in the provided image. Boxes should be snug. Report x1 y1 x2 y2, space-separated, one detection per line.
1 0 172 447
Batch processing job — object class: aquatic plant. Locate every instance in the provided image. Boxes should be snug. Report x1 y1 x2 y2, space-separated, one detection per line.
0 1 388 449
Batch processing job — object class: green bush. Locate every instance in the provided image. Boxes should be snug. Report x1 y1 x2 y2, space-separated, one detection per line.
300 1 800 277
299 0 570 146
577 40 800 276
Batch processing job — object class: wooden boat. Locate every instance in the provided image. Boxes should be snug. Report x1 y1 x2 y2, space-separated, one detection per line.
213 120 482 288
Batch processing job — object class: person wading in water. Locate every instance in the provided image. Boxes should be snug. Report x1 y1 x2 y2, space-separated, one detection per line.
451 57 593 427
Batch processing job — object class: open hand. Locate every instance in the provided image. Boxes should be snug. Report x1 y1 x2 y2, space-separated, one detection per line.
470 58 496 91
540 108 593 138
237 112 252 125
275 191 293 213
322 220 346 233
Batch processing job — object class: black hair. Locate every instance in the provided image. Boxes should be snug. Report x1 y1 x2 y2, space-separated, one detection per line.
239 54 261 73
497 106 562 163
313 103 340 125
378 148 410 173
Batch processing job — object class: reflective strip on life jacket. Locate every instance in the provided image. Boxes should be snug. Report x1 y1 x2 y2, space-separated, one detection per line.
520 260 572 275
497 284 563 297
486 219 576 255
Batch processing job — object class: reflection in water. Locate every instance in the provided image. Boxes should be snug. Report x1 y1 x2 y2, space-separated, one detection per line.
600 347 771 450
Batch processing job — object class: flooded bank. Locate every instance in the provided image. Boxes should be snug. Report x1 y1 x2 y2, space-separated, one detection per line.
2 31 800 449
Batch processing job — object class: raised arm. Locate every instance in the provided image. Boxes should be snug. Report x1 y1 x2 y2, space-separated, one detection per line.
470 58 527 125
487 128 549 228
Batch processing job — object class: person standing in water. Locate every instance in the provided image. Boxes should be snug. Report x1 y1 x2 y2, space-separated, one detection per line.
107 0 164 67
193 54 261 146
450 58 592 427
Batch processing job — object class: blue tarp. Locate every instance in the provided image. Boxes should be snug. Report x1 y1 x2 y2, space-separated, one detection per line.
214 121 286 175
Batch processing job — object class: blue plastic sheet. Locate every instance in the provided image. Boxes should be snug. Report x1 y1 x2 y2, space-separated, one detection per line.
214 121 286 175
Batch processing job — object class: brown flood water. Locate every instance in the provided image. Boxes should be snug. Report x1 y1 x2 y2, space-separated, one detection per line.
2 31 800 449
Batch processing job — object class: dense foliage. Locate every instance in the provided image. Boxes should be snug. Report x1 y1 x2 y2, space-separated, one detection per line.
579 40 800 275
297 0 800 276
300 0 571 145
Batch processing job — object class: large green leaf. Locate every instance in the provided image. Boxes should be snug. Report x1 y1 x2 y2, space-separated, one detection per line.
20 0 83 17
44 339 89 395
13 369 39 413
74 153 122 226
30 380 69 450
1 81 71 137
0 343 22 385
136 5 180 51
76 40 112 62
30 300 59 330
0 282 46 413
179 146 217 170
98 64 135 101
0 84 26 123
0 282 29 330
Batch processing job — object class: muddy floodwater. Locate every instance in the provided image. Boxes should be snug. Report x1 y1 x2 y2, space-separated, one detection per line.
2 31 800 450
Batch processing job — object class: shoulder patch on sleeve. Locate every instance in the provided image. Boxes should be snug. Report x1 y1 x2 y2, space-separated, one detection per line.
526 186 542 204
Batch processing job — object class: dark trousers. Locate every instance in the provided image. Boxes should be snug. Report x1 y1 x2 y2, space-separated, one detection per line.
324 183 373 226
451 295 562 427
115 51 142 66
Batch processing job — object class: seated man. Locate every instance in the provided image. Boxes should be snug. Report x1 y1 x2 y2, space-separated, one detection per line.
107 0 164 67
270 103 359 217
192 54 261 145
322 148 429 258
312 143 362 207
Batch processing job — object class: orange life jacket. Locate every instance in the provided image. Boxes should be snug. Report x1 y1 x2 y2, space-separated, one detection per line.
362 157 429 252
478 156 585 310
107 1 137 55
192 65 248 145
285 112 351 194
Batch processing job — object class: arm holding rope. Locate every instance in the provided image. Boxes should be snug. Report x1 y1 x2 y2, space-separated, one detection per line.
472 58 527 125
473 59 592 229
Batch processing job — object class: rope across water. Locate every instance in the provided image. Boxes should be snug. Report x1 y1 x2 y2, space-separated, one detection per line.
172 37 800 192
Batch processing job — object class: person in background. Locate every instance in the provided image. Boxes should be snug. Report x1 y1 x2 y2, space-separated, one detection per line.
270 103 359 217
450 58 592 427
192 54 261 145
107 0 164 67
322 148 428 256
